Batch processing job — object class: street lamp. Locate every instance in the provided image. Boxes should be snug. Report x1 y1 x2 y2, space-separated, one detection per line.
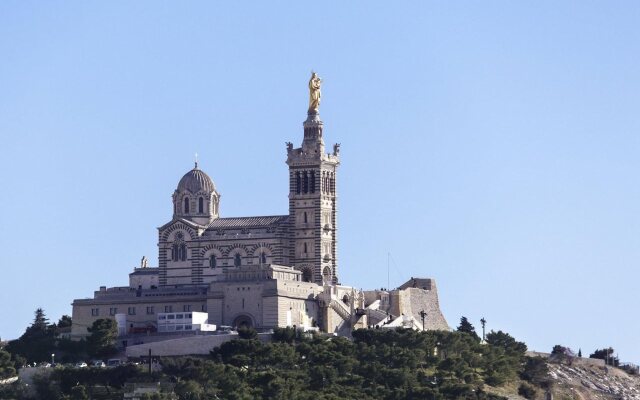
419 310 427 331
51 353 55 365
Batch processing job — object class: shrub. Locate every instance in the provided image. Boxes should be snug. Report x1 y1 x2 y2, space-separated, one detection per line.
518 382 537 399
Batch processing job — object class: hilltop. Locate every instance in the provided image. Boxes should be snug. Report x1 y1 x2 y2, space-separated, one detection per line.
2 326 639 399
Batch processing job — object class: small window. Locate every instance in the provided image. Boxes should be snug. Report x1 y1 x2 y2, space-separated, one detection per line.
186 313 192 318
303 243 308 254
91 308 99 316
183 305 191 312
165 306 173 313
234 253 241 267
110 308 118 316
179 244 187 261
184 197 190 213
260 252 267 264
159 315 166 320
185 325 192 330
296 172 301 194
209 254 217 268
201 304 207 312
303 212 308 224
168 314 175 320
128 307 136 315
176 325 183 331
146 306 154 315
198 197 204 213
176 314 184 319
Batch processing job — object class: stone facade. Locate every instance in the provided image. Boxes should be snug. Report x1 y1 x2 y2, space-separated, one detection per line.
70 83 448 342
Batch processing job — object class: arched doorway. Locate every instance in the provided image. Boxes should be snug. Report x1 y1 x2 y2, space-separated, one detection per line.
233 314 254 329
301 267 313 283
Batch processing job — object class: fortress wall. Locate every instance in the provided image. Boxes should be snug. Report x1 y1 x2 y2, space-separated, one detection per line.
399 285 450 331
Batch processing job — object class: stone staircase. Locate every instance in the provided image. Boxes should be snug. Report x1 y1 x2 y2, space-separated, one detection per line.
329 298 351 321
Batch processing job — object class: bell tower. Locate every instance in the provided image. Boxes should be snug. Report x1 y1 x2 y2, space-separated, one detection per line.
286 72 340 285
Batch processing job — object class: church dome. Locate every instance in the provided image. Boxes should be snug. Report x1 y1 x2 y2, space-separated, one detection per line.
177 163 216 193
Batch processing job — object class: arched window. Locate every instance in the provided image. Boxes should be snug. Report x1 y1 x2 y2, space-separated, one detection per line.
172 244 179 261
303 212 308 224
184 197 190 213
260 252 267 264
295 172 301 194
310 171 316 193
198 197 204 214
234 253 241 267
323 266 332 285
179 244 187 261
303 242 308 254
209 254 217 268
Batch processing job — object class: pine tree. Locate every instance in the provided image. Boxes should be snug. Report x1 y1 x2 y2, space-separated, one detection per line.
24 308 50 338
5 308 56 363
457 316 478 338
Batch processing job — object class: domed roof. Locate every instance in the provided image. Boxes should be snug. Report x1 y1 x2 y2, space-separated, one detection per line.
177 163 216 193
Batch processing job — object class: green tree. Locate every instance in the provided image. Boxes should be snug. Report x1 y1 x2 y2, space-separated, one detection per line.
457 316 479 339
237 326 257 340
551 345 568 355
174 380 204 400
6 308 56 362
272 327 297 344
0 348 16 379
484 330 527 386
57 315 73 329
86 319 118 358
520 356 549 387
590 347 619 366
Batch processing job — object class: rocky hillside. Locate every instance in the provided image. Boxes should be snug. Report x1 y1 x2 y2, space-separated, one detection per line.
547 362 640 400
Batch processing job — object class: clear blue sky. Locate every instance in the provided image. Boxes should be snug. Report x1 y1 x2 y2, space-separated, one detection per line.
1 2 639 362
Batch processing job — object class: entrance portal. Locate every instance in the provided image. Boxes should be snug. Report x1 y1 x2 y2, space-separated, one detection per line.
233 315 254 329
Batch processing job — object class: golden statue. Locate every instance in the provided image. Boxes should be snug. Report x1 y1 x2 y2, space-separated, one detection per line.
308 72 322 112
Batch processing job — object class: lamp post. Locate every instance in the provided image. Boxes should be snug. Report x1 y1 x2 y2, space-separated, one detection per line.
480 318 486 342
419 310 427 331
51 353 55 365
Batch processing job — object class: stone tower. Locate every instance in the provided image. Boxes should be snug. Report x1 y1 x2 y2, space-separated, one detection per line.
286 109 340 285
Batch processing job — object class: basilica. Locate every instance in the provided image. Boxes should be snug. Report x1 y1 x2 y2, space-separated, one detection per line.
71 75 449 341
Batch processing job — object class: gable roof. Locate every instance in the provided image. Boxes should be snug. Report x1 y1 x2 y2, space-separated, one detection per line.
206 215 288 229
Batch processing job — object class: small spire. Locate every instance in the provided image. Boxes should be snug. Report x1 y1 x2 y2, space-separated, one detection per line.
194 152 199 169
